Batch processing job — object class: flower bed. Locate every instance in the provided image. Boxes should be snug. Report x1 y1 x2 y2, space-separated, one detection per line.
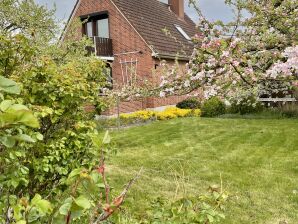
97 107 201 129
155 107 201 120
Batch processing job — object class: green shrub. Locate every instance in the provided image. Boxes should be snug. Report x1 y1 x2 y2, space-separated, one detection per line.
177 97 201 109
201 97 226 117
229 96 264 115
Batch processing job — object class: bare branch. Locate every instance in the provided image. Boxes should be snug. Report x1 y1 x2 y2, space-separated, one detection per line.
93 168 143 224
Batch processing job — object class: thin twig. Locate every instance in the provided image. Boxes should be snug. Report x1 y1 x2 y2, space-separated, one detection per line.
93 168 143 224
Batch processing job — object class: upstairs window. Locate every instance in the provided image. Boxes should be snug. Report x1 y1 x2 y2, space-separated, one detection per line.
86 22 93 37
96 18 109 38
174 24 191 41
82 13 109 38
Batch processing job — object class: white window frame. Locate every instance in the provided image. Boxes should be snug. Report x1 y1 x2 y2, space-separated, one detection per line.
174 24 191 41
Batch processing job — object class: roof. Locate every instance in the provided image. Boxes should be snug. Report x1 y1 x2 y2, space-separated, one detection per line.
63 0 197 59
111 0 197 58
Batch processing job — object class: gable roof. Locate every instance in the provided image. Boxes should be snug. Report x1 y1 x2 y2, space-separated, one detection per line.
111 0 197 59
63 0 197 59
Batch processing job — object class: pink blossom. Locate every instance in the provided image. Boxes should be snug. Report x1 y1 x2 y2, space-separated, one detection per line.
232 60 240 67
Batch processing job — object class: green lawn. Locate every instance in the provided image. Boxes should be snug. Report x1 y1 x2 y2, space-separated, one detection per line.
107 118 298 223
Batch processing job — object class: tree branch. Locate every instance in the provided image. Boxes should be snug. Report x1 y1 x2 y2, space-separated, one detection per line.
93 168 143 224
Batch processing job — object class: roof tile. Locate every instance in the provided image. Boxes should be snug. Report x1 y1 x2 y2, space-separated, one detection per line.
111 0 197 57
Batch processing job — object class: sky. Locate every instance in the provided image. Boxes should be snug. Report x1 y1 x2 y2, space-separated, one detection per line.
35 0 234 24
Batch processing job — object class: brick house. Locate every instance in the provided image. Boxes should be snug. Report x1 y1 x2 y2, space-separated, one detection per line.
62 0 197 113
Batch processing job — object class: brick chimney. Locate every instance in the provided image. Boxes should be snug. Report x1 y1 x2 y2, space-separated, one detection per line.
169 0 184 20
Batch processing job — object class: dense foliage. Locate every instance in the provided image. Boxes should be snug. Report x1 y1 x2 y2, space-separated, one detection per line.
159 0 298 107
201 97 226 117
229 93 264 115
176 97 201 109
0 0 121 223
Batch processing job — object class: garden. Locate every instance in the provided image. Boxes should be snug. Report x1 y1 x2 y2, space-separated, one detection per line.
0 0 297 224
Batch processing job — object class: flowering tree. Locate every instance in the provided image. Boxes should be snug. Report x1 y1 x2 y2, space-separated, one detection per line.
160 0 298 104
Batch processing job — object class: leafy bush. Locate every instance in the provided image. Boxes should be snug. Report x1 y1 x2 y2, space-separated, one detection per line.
0 25 110 197
201 97 226 117
176 98 201 109
229 95 264 115
0 1 114 221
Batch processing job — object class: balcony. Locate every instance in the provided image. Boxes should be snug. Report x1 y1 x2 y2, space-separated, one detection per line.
87 37 113 57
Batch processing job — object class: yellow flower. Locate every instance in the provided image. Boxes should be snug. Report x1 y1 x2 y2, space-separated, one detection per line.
119 107 201 122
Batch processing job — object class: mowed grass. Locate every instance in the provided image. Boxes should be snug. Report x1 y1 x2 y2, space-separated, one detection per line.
107 118 298 223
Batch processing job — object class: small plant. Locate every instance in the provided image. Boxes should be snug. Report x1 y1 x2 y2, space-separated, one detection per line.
177 98 201 109
146 185 228 224
201 97 226 117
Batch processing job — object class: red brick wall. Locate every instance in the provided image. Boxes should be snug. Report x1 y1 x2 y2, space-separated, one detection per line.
68 0 190 114
147 58 189 109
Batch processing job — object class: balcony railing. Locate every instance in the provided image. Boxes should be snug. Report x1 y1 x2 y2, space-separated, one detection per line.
87 37 113 57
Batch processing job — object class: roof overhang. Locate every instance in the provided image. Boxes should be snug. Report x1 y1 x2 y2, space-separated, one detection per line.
152 52 190 61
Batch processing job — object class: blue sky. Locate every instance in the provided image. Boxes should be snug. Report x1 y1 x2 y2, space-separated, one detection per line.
35 0 234 23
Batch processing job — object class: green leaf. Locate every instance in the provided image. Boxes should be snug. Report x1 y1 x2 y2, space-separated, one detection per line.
207 214 214 222
13 204 24 221
68 168 84 179
59 198 73 215
28 207 39 222
74 195 91 210
7 104 29 111
31 194 42 205
35 199 52 214
36 133 44 140
31 194 52 214
0 100 14 111
13 134 36 143
102 131 110 144
91 133 102 148
0 110 39 128
0 136 16 148
16 221 26 224
17 110 40 128
0 76 21 94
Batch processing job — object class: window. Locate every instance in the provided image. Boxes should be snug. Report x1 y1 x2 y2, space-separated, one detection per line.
86 22 93 37
82 13 109 38
175 24 191 41
97 18 109 38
